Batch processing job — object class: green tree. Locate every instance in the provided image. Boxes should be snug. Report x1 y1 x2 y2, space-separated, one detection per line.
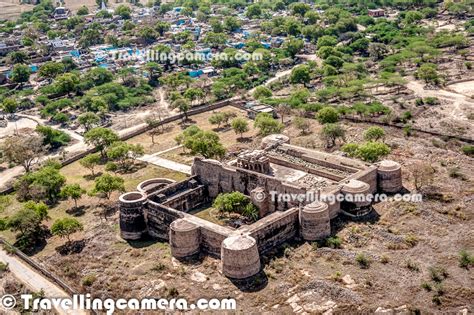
182 129 226 159
106 142 144 171
246 4 261 18
416 63 440 85
290 65 311 84
38 62 64 81
79 153 101 176
78 112 101 132
364 126 385 142
36 125 70 149
7 201 48 241
355 142 391 162
209 112 226 129
254 113 284 136
283 37 304 58
316 107 339 124
11 64 31 86
171 98 191 122
231 118 249 139
84 127 119 159
2 98 18 118
253 86 272 100
60 184 86 208
115 5 131 19
320 123 346 148
91 173 125 199
77 5 89 15
53 73 80 96
51 218 83 243
293 117 310 135
15 164 66 202
213 192 258 221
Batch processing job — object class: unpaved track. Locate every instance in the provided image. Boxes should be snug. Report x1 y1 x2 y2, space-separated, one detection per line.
0 249 87 315
406 79 474 120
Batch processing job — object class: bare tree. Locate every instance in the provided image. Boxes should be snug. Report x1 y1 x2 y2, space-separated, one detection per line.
276 104 291 123
1 134 46 172
410 161 435 191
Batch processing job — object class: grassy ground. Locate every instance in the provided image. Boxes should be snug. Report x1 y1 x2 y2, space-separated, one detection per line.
0 159 187 246
127 106 259 157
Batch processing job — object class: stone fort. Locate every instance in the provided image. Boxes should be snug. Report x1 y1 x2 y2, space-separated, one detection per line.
118 135 403 279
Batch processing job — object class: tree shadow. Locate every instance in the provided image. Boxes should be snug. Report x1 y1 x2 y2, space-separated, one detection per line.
236 137 253 143
83 172 103 181
66 205 87 217
55 240 86 256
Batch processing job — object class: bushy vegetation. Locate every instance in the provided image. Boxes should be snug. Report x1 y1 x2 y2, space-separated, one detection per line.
213 192 259 221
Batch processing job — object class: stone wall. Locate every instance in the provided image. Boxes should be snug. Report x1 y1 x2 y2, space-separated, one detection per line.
146 201 184 240
243 208 300 253
192 158 306 213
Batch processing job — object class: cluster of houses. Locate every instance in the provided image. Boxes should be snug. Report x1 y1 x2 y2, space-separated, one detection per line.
0 2 292 87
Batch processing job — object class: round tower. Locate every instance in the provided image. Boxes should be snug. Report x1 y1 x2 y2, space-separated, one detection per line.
119 192 147 240
169 219 201 259
377 160 402 193
299 201 331 241
221 234 260 279
341 179 372 208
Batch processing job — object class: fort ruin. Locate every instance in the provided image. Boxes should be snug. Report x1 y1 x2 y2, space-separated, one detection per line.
119 134 403 279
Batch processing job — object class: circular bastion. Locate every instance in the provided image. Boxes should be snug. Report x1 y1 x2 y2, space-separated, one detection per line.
119 192 148 240
377 160 403 193
341 179 372 208
169 219 201 259
299 201 331 241
136 178 176 194
221 234 261 279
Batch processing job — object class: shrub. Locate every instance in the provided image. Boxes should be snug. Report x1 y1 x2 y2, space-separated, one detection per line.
326 236 342 249
0 262 9 272
421 282 432 291
448 167 467 180
406 260 420 272
429 266 448 282
461 145 474 156
213 192 259 221
355 253 370 269
459 250 474 269
404 234 418 247
356 142 391 162
363 126 385 142
316 107 339 124
82 274 96 286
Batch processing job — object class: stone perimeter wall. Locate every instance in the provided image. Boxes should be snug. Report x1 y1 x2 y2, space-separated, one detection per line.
119 143 404 279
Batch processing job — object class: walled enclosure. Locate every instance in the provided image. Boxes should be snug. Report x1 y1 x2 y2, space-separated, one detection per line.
119 135 403 279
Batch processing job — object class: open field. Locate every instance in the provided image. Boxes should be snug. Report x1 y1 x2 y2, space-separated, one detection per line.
0 1 34 20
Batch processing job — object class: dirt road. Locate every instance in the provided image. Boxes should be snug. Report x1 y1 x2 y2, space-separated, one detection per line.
0 249 87 315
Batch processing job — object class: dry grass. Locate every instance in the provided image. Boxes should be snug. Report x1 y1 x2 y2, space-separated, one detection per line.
127 106 259 156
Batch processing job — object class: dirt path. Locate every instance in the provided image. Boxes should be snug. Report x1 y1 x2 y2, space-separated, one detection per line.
0 249 87 315
406 79 473 120
138 154 191 174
